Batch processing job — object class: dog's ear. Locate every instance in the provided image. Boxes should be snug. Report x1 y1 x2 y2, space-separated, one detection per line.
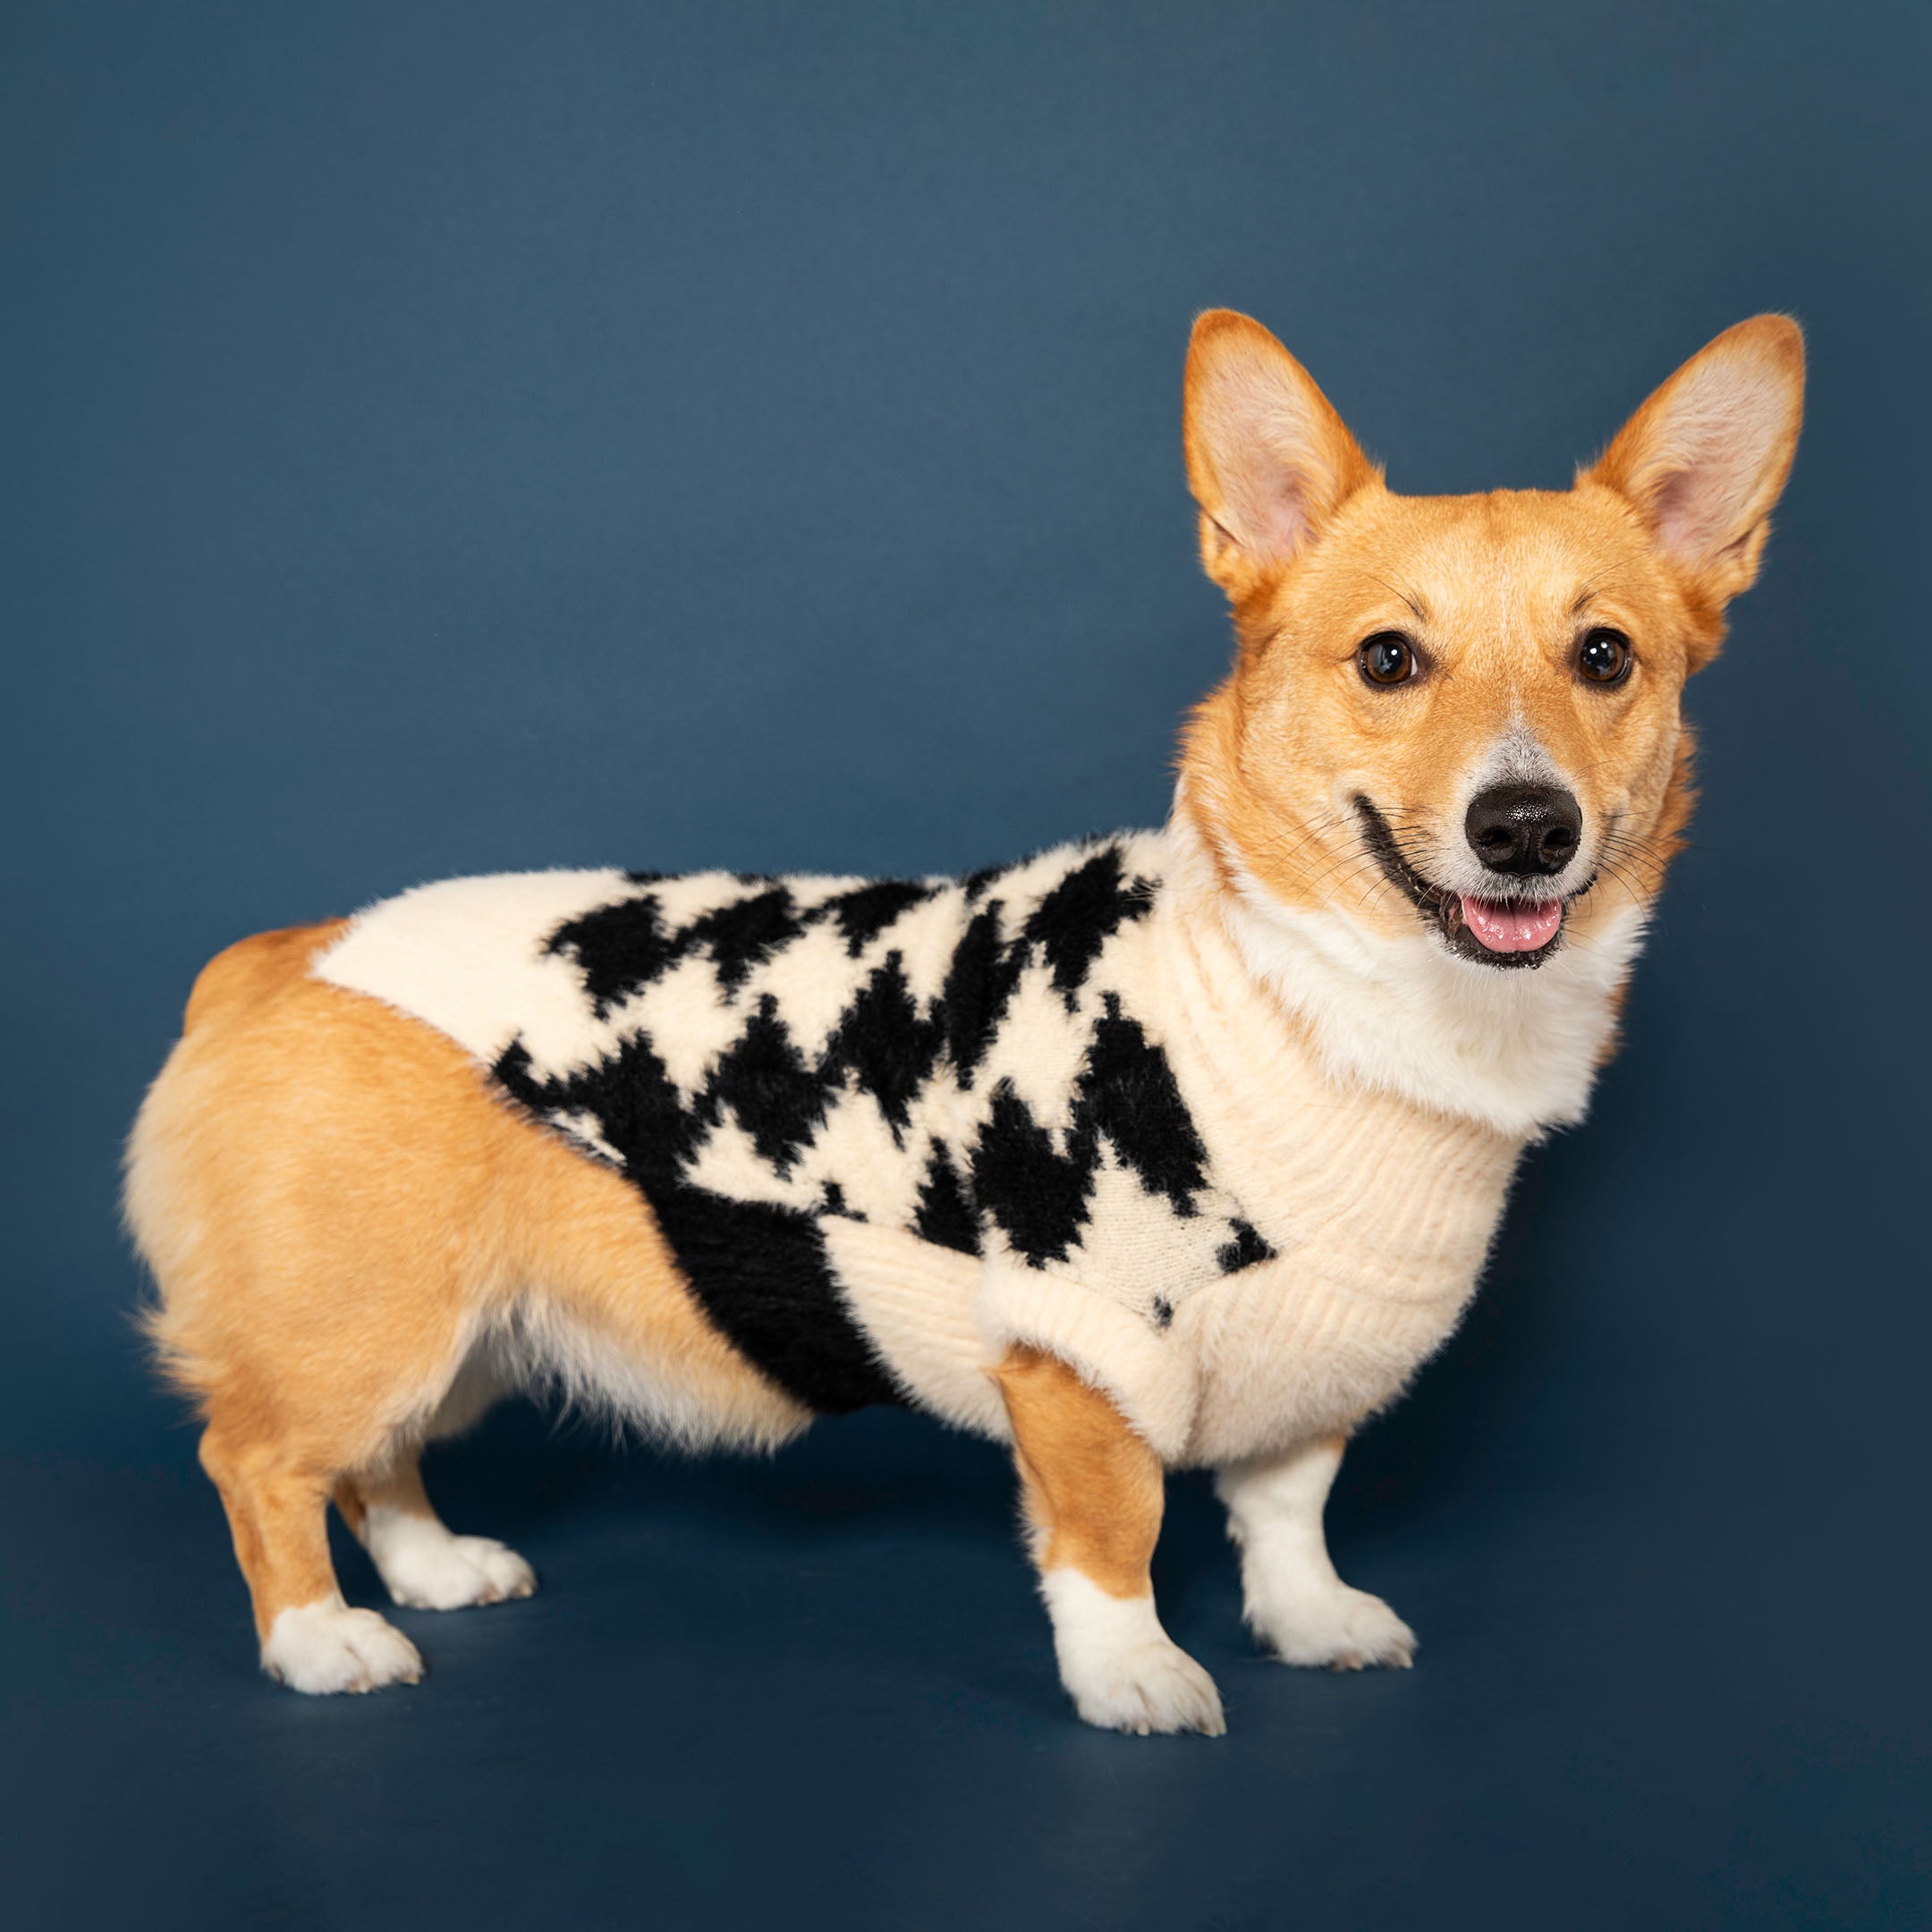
1183 311 1378 601
1586 316 1805 614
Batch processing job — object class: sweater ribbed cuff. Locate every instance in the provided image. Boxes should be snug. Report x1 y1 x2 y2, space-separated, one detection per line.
978 1261 1200 1460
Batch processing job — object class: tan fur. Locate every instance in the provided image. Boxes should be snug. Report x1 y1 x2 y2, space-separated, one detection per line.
127 924 806 1640
332 1453 435 1545
1177 310 1803 952
993 1343 1165 1599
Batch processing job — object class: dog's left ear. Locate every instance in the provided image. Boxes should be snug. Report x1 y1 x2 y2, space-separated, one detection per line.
1586 316 1805 615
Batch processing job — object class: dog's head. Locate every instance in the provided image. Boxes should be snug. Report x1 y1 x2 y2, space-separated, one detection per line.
1177 311 1804 970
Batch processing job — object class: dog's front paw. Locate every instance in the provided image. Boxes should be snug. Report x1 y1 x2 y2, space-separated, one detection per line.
1064 1632 1227 1736
1042 1570 1226 1736
1248 1581 1416 1671
260 1595 425 1694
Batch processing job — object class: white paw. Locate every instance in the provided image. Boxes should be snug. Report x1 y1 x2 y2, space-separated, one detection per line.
366 1511 538 1611
1041 1570 1226 1736
1065 1631 1227 1736
261 1596 425 1695
1250 1581 1416 1671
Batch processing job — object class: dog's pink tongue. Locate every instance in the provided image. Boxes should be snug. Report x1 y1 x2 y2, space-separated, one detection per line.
1460 895 1563 953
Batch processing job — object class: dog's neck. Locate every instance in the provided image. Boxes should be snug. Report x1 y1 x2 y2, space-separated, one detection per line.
1163 790 1649 1141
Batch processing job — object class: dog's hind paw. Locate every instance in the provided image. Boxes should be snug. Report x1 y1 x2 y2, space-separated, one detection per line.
369 1518 538 1611
260 1596 425 1694
1042 1570 1226 1736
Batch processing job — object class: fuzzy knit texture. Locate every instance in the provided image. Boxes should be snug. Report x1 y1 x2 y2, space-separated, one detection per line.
316 826 1523 1463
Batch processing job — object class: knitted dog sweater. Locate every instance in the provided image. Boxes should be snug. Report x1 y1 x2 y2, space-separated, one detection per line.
316 829 1522 1461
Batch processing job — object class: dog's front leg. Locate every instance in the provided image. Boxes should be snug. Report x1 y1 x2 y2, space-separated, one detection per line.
994 1343 1224 1736
1216 1436 1416 1670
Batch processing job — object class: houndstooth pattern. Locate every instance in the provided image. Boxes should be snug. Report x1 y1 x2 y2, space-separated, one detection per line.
322 835 1277 1414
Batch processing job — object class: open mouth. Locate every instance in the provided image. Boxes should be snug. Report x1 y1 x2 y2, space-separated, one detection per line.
1353 797 1578 970
1456 894 1564 955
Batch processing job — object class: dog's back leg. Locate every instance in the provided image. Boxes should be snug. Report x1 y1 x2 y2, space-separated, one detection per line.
335 1447 537 1613
200 1424 426 1693
128 921 515 1690
130 917 814 1690
994 1343 1224 1736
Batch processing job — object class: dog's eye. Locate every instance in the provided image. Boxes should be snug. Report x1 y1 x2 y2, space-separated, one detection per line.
1358 632 1418 687
1578 628 1632 685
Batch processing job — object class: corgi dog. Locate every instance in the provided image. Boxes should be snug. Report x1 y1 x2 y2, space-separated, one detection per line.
125 311 1803 1734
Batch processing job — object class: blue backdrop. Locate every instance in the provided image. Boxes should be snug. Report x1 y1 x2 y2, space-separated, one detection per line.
5 4 1928 1927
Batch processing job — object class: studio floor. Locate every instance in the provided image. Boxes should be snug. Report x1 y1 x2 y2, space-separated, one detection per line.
6 1372 1921 1930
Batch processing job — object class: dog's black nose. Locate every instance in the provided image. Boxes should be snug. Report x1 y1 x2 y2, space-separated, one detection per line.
1464 784 1582 877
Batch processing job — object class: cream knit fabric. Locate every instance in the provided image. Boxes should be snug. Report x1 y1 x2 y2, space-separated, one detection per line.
932 865 1519 1461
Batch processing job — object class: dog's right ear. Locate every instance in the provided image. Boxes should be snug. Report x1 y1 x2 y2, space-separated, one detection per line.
1183 311 1378 602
